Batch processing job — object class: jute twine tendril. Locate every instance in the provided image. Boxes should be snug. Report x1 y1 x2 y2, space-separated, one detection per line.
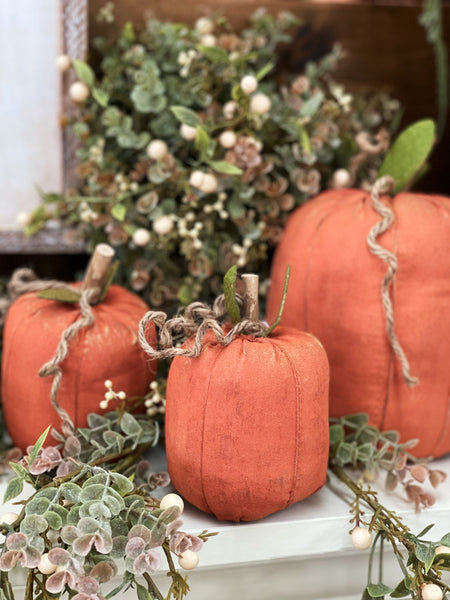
5 268 99 437
367 176 419 387
139 294 268 360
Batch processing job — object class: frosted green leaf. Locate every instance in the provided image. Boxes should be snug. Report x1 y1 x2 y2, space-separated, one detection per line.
197 44 229 63
120 412 142 436
390 578 411 598
25 496 50 515
80 484 106 503
3 477 23 503
329 424 344 445
8 462 29 479
367 583 393 597
378 119 436 193
415 542 436 573
43 510 63 530
209 161 243 175
88 501 112 520
110 472 134 495
103 494 123 516
93 88 110 108
28 426 51 465
73 59 95 87
299 91 324 117
170 106 202 128
20 514 48 535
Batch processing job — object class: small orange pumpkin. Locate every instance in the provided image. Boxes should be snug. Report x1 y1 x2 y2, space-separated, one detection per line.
267 188 450 458
1 284 157 451
164 325 329 522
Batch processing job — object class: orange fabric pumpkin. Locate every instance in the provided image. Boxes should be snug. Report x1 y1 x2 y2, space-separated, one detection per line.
267 188 450 458
1 285 157 451
165 326 329 521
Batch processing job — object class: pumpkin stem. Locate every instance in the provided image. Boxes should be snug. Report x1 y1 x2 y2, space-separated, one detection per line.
83 243 115 303
241 274 259 321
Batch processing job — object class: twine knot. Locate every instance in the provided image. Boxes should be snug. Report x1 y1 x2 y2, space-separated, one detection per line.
139 294 268 360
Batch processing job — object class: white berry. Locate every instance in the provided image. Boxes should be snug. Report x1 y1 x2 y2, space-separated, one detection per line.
200 173 218 194
178 549 199 570
223 100 238 119
219 130 237 148
38 553 57 575
0 512 19 526
69 81 90 103
146 139 168 161
421 583 443 600
250 93 271 115
195 17 214 35
189 170 205 189
240 75 258 95
331 168 351 189
16 211 31 227
351 526 373 550
56 54 72 72
180 123 198 141
132 228 151 247
200 34 216 47
153 215 174 235
435 545 450 555
160 493 184 514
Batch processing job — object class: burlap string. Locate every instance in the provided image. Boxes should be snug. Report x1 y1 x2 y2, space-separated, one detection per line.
367 176 419 387
5 268 98 437
139 294 268 360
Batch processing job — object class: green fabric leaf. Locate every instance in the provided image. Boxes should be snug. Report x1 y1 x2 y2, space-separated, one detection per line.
377 119 436 193
195 127 210 156
3 477 23 503
335 442 354 466
209 161 243 175
299 91 324 118
136 583 150 600
367 583 393 597
8 462 29 479
256 61 275 81
37 288 81 303
92 88 110 108
73 59 95 87
440 532 450 546
223 265 241 325
28 426 51 465
170 106 202 127
417 524 435 538
329 424 344 445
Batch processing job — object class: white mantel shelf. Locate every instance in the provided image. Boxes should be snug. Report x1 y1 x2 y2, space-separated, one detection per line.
2 452 450 600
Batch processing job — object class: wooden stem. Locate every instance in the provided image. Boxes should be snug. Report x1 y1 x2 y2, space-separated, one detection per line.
241 274 259 321
82 243 114 301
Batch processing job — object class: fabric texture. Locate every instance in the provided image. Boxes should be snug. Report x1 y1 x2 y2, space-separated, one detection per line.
1 285 157 451
267 189 450 458
165 326 329 522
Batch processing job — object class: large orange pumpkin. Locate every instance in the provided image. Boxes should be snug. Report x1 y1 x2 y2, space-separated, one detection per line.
1 284 157 451
164 325 329 521
267 188 450 458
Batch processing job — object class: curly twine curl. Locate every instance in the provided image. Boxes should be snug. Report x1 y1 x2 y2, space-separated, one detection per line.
367 176 419 387
138 294 268 360
3 268 100 437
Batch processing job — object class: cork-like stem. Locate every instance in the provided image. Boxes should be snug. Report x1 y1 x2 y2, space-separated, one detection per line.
241 274 259 321
83 243 114 302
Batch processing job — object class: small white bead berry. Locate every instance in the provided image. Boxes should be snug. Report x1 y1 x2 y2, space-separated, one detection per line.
99 400 109 410
153 215 174 235
117 391 126 400
351 526 373 550
69 81 90 103
249 93 272 115
132 228 151 247
104 379 113 389
56 54 72 72
105 391 115 401
240 74 258 95
219 130 237 149
195 17 215 35
146 139 168 161
200 34 216 47
189 170 205 189
178 549 199 570
421 583 443 600
38 553 57 575
0 512 19 526
435 545 450 555
223 100 238 119
200 173 218 194
331 168 351 189
160 493 184 514
16 211 31 227
180 123 198 141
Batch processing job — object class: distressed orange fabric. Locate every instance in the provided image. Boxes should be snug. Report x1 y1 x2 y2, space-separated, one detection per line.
165 326 329 522
2 285 157 451
267 189 450 458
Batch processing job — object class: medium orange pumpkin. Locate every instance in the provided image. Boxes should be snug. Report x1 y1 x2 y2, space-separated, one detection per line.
267 188 450 458
1 284 157 451
164 325 329 521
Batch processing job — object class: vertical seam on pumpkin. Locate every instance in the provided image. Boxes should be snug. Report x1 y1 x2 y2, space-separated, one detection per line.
198 346 224 515
272 340 302 509
303 195 347 330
